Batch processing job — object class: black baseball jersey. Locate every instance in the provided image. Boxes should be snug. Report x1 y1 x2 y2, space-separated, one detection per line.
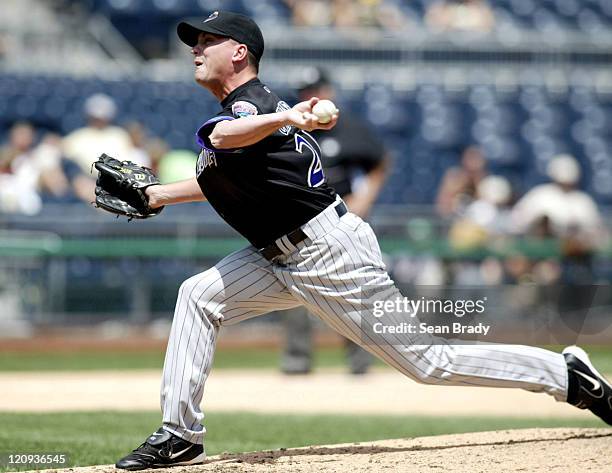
195 78 337 249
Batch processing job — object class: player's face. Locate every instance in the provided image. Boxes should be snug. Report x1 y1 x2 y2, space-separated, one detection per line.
192 33 236 87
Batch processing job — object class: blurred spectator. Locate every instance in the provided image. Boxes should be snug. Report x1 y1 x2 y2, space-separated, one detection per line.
0 122 41 214
34 134 98 205
448 175 514 285
286 0 333 27
0 122 35 174
281 67 390 375
33 133 73 200
425 0 495 33
465 175 513 235
63 93 132 174
146 138 169 177
512 154 604 283
374 1 414 30
332 0 411 29
286 0 410 29
436 145 487 218
449 174 513 250
0 124 82 214
125 122 152 168
61 93 133 203
512 155 602 246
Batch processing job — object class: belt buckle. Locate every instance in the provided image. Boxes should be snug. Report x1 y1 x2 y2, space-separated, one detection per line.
260 244 280 261
261 202 344 262
335 201 347 218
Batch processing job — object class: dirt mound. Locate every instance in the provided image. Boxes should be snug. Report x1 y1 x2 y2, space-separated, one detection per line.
33 428 612 473
0 370 590 418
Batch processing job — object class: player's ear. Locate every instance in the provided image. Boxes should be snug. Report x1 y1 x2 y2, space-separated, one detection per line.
232 44 248 63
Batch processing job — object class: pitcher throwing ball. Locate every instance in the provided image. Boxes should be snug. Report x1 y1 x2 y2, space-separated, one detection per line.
115 11 612 470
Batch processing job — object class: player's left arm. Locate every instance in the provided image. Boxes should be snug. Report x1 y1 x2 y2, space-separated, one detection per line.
344 154 391 218
209 97 338 149
146 177 206 208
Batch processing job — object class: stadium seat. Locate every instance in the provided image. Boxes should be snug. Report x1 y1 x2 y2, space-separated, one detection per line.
0 71 608 204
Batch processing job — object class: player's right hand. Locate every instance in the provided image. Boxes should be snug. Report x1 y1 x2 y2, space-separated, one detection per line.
285 97 339 132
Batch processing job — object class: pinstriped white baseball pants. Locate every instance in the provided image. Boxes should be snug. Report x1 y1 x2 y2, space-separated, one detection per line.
160 201 569 443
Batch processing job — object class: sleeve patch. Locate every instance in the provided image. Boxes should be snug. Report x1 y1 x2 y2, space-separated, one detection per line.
231 101 259 118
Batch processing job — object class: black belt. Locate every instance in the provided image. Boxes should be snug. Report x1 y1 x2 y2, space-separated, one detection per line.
260 202 347 261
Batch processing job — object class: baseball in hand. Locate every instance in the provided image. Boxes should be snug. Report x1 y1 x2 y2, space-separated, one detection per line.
312 100 339 124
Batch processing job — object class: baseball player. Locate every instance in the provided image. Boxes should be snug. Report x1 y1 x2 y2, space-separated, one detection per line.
115 11 612 470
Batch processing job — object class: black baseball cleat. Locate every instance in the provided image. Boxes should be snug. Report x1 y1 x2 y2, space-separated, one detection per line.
115 427 205 470
563 346 612 425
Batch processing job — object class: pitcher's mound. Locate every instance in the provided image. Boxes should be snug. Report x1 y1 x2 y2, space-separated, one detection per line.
42 428 612 473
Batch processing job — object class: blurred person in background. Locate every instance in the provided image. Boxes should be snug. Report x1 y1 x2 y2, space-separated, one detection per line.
62 93 133 202
125 121 153 168
448 175 514 285
285 0 333 27
32 133 81 203
286 0 410 29
0 122 42 214
374 0 414 30
463 174 514 238
448 174 513 250
512 154 604 284
436 145 488 218
0 123 86 213
426 0 495 33
146 137 169 177
511 155 604 335
36 133 96 205
280 67 390 375
0 122 36 174
331 0 411 29
63 93 132 175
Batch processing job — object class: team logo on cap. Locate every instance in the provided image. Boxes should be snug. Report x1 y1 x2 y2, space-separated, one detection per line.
204 11 219 22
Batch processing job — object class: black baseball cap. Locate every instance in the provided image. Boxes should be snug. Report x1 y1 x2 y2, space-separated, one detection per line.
177 11 264 62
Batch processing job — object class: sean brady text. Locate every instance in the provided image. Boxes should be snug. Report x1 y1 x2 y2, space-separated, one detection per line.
372 322 491 337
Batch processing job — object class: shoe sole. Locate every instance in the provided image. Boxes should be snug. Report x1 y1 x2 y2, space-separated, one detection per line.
117 452 206 470
563 346 612 391
155 452 206 469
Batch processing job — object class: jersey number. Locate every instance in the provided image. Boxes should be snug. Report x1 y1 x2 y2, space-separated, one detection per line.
294 133 324 188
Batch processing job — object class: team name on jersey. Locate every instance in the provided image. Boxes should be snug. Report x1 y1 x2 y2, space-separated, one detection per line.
197 148 217 175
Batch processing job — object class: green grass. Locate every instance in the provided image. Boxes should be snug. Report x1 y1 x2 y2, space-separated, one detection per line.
0 411 606 471
0 347 351 372
1 346 611 373
0 351 167 372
